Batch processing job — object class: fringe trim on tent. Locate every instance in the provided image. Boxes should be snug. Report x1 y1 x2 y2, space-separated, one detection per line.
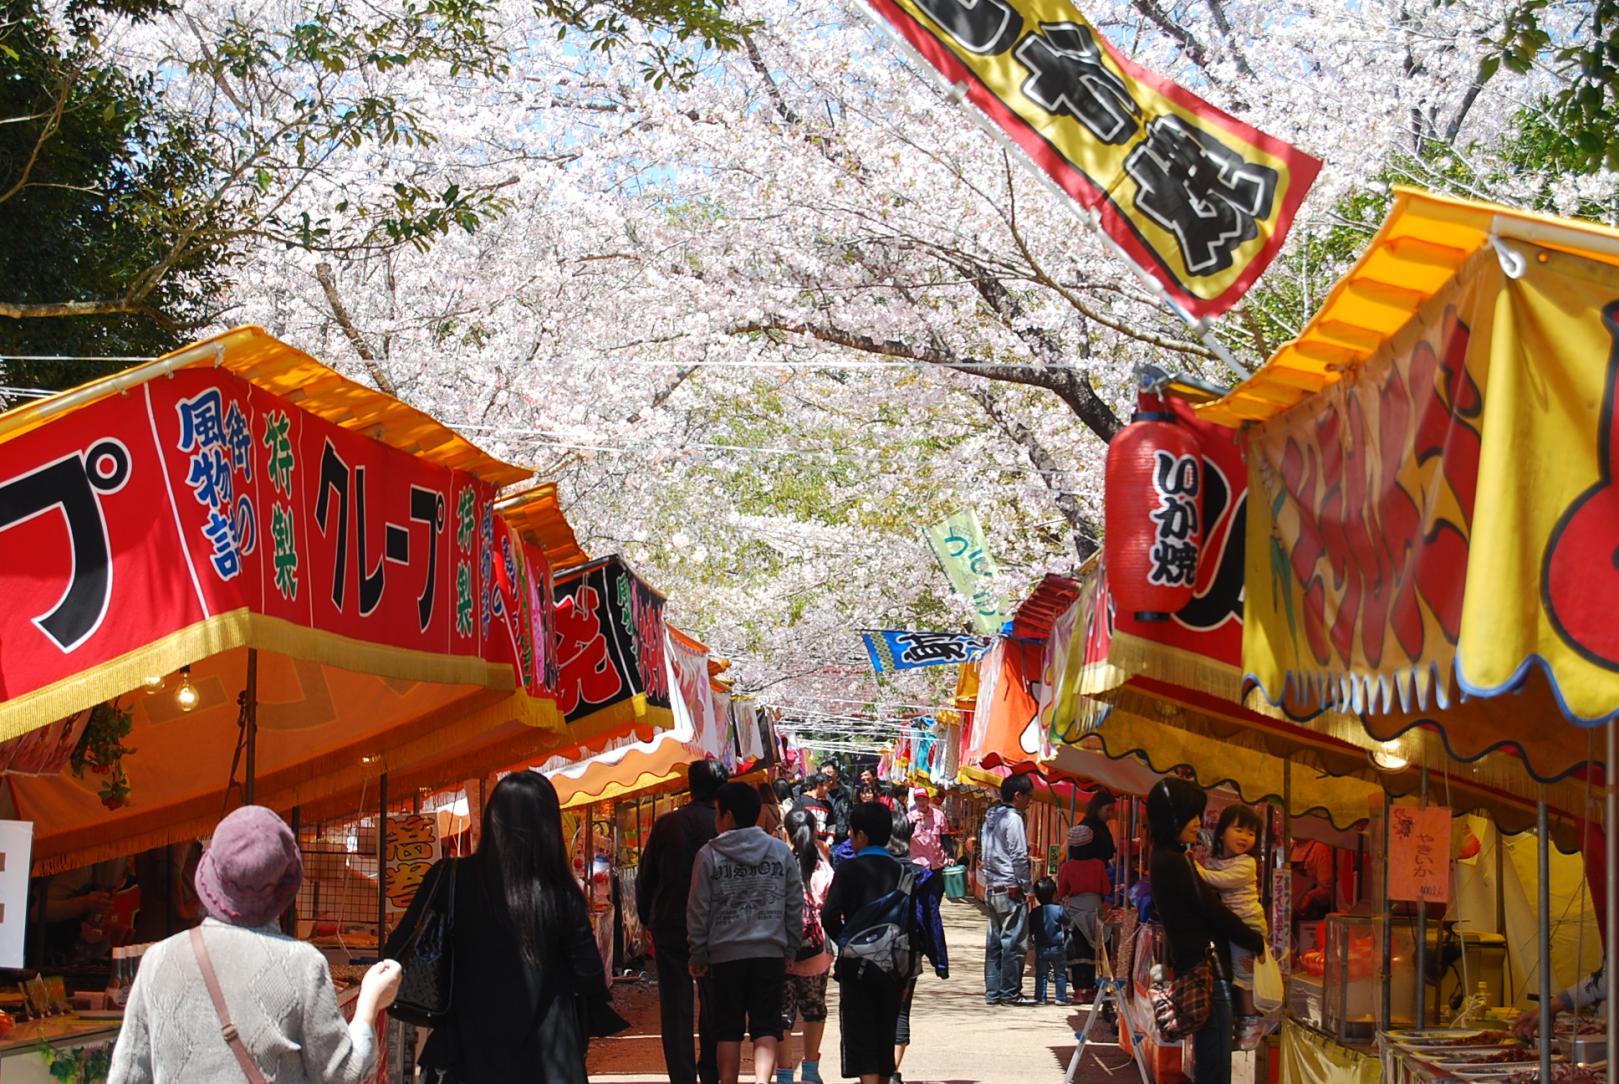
1106 631 1246 701
1267 659 1455 719
0 610 522 747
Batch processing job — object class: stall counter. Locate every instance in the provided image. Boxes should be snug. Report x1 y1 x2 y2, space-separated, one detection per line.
0 1016 120 1083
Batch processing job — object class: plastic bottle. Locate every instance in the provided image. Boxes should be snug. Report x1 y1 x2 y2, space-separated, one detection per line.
105 947 129 1008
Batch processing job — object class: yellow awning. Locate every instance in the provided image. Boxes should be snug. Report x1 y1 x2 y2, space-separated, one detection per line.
1198 187 1619 428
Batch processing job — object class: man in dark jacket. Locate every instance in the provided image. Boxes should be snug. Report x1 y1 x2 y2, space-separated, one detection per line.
821 763 854 842
636 759 729 1084
823 802 909 1084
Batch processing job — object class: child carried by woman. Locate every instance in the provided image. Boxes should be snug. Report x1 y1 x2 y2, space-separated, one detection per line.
1196 804 1270 1050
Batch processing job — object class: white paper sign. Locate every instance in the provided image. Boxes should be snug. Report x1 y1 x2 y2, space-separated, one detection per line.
0 821 34 968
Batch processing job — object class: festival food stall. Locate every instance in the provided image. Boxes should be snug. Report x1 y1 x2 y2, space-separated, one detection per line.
0 327 573 1077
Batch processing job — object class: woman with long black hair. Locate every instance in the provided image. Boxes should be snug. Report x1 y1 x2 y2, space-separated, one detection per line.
1146 778 1266 1084
779 808 834 1084
393 772 619 1083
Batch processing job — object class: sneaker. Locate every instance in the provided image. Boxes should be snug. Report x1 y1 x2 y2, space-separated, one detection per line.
892 1074 905 1084
1007 995 1040 1006
1056 997 1072 1006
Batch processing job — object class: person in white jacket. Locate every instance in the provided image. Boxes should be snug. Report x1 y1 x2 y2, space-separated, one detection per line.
1196 804 1270 1048
689 782 804 1084
1514 968 1607 1037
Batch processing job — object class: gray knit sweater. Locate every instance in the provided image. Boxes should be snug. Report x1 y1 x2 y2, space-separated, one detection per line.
108 920 377 1084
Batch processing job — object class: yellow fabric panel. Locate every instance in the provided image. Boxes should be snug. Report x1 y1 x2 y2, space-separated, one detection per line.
1501 829 1604 1004
1239 257 1497 718
1457 246 1619 721
1200 187 1619 428
1279 1019 1380 1084
0 326 530 486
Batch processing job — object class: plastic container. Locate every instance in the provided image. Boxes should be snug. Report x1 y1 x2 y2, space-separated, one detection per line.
942 864 967 900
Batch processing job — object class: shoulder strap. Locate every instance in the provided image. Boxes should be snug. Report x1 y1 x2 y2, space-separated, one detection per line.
190 926 270 1084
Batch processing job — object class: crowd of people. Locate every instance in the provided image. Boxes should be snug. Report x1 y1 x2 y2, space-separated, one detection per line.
99 757 1284 1084
638 760 952 1084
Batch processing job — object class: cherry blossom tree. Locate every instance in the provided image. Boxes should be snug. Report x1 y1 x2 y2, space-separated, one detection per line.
127 0 1600 721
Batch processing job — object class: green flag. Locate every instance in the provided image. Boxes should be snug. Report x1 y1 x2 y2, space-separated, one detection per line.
924 509 1008 635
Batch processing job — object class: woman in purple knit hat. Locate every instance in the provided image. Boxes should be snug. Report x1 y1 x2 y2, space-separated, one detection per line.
109 805 401 1083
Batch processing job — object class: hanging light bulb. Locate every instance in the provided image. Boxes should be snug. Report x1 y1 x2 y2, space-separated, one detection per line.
140 673 167 693
175 667 200 712
1369 739 1409 772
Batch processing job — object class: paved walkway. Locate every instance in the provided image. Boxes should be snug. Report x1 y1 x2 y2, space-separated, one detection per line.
587 894 1136 1083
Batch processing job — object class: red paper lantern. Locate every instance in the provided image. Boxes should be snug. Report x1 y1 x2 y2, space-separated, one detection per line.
1105 394 1203 622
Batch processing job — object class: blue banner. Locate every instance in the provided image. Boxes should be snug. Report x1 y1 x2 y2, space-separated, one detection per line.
862 630 993 673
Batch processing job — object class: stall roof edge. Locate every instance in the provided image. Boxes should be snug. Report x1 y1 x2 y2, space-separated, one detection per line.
1196 187 1619 429
0 325 531 488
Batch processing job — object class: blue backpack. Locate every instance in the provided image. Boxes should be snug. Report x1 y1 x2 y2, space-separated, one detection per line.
835 861 920 983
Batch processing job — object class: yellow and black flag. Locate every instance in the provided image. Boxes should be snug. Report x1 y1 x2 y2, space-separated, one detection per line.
866 0 1321 318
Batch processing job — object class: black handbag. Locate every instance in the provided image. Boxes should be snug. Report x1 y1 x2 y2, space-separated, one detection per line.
388 859 457 1026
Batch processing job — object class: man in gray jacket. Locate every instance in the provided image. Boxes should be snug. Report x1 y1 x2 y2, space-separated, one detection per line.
688 781 804 1084
980 773 1035 1005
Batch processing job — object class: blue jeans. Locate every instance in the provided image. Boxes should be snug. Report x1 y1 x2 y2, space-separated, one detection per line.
983 888 1028 1003
1191 977 1234 1084
1035 948 1068 1003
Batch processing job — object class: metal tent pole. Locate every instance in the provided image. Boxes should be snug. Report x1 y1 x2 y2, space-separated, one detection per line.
1382 790 1394 1031
377 772 390 949
1607 721 1617 1072
1282 760 1292 967
1538 798 1553 1084
1416 765 1428 1028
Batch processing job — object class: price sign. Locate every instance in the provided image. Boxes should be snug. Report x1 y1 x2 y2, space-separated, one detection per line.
1388 805 1452 903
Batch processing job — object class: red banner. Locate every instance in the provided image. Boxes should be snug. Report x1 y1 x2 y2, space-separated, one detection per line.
0 367 546 721
553 557 672 729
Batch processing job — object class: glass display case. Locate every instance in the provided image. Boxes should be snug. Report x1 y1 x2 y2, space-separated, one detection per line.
1322 913 1418 1044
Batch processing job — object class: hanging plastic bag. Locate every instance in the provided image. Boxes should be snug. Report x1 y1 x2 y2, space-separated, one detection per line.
1252 950 1284 1013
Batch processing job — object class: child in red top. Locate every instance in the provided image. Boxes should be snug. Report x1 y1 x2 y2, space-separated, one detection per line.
1056 825 1111 998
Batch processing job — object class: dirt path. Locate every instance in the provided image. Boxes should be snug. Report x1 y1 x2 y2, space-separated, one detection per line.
587 895 1136 1083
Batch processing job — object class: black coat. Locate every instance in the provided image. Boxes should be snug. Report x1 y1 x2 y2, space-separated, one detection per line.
634 800 717 939
393 858 609 1083
1149 845 1266 975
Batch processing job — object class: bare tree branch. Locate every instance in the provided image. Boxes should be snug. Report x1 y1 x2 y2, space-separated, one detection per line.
730 318 1122 443
0 65 74 206
314 262 399 396
743 34 800 126
625 364 699 425
961 383 1098 558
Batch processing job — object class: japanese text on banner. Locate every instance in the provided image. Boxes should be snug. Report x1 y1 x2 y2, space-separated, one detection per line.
863 0 1320 317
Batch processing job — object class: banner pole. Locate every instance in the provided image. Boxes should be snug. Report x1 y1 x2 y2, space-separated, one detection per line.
853 5 1256 381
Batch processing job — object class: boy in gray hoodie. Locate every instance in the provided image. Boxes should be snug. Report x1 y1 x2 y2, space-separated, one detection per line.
688 781 804 1084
